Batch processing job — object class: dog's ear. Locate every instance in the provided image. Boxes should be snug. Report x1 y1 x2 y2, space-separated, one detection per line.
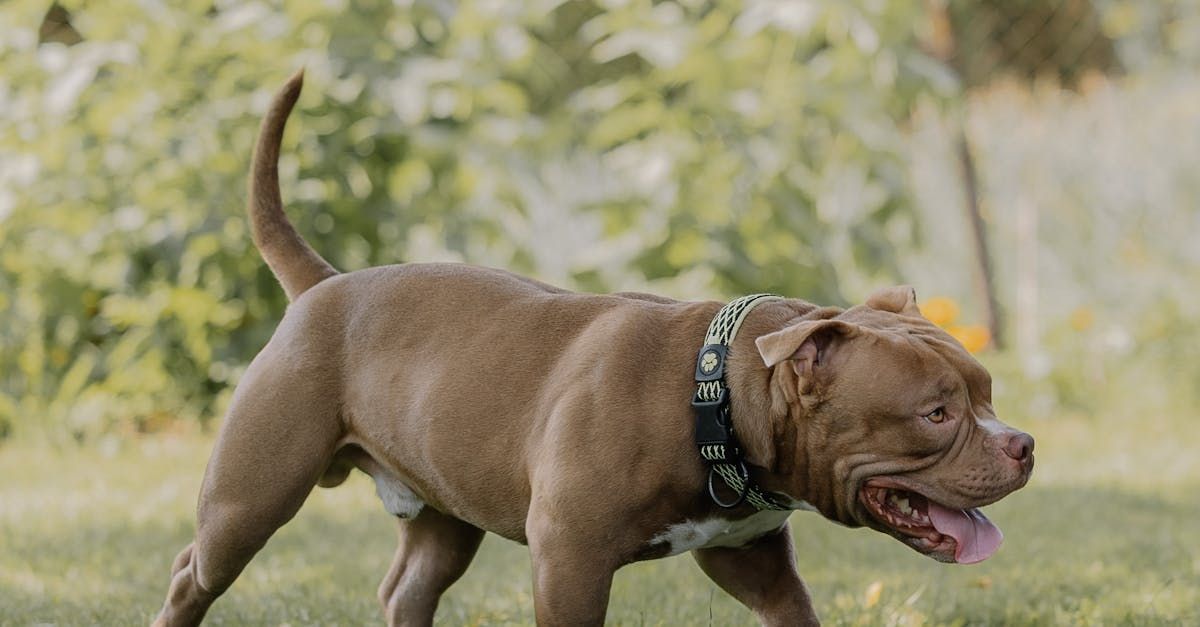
755 319 858 389
746 319 855 471
866 285 922 317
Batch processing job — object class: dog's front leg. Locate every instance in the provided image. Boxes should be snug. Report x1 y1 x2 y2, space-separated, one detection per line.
527 540 617 625
692 522 820 626
525 511 618 626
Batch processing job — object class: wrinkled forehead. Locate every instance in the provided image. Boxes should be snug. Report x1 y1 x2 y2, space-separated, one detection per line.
840 305 993 392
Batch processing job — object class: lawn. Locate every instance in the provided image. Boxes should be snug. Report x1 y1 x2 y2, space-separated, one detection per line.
2 406 1197 626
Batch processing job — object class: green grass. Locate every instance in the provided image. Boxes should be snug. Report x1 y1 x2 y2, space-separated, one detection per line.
2 408 1198 626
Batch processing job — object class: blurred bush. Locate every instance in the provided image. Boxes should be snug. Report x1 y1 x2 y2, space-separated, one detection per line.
1 0 1196 440
0 0 948 438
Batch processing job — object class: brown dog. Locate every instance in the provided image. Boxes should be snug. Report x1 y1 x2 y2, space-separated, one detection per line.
153 72 1034 626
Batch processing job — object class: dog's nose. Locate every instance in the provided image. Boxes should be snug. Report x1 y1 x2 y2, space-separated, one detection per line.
1003 432 1034 462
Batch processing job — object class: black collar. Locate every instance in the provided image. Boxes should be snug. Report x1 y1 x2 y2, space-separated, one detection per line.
692 294 790 510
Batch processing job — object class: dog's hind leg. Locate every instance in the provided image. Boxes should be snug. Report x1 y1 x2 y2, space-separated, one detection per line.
377 507 484 627
153 341 343 626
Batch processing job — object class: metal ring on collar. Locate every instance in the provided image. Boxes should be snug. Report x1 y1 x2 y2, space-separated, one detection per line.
706 461 750 509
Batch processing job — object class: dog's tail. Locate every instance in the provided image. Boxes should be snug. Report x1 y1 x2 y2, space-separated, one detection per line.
248 69 339 301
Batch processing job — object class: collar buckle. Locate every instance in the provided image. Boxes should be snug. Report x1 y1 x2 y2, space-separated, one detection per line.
691 387 739 463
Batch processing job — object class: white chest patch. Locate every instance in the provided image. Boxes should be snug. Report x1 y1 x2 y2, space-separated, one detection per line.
371 473 424 519
650 510 792 556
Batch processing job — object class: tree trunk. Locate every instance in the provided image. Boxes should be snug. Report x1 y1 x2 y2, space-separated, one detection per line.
956 131 1005 349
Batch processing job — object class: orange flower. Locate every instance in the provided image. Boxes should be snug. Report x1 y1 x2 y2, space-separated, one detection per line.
863 581 883 608
947 324 990 354
1070 307 1094 332
919 296 960 327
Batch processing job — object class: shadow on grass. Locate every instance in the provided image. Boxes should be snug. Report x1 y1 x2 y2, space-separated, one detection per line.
1 481 1196 625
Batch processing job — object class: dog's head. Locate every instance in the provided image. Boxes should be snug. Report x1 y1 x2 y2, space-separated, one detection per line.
753 286 1033 564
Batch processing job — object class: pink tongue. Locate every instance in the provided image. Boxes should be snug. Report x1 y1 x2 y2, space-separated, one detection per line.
927 502 1004 564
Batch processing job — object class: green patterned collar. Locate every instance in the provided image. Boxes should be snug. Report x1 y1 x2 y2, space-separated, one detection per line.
691 294 790 511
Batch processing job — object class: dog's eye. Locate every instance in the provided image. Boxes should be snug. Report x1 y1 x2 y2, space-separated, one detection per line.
923 407 946 423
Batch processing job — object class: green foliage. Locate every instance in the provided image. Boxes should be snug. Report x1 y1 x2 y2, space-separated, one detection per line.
0 0 944 437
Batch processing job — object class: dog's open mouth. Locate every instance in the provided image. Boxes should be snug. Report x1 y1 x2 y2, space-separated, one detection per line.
859 480 1003 564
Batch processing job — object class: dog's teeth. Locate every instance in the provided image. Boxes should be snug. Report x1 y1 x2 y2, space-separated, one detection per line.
898 498 911 514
